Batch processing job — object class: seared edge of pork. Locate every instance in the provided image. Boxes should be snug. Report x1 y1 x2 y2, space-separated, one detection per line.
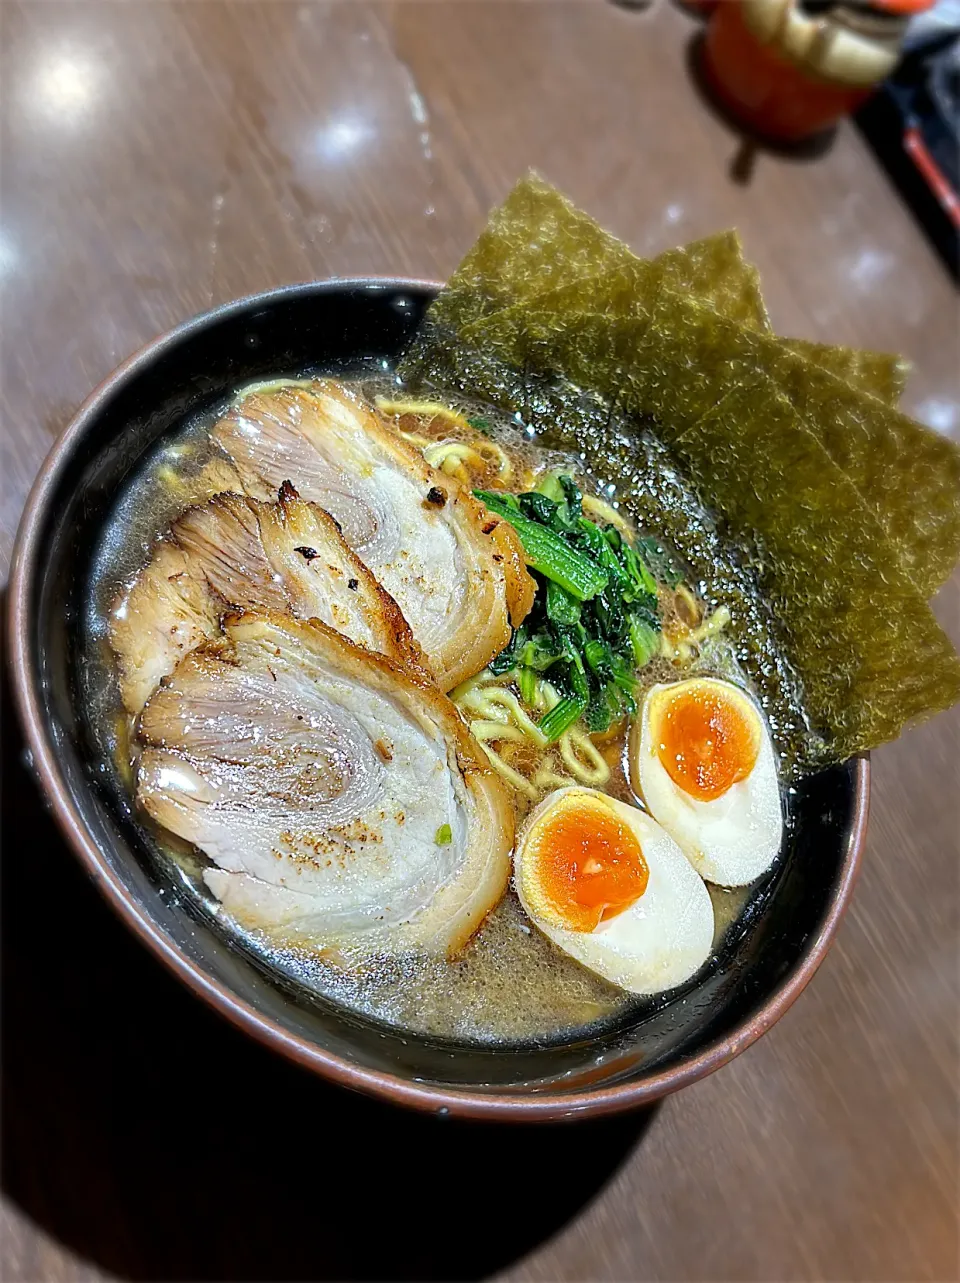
212 380 535 690
109 483 430 715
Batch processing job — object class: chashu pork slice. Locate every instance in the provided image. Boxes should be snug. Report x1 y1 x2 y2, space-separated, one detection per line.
110 483 426 715
211 379 535 691
137 612 513 956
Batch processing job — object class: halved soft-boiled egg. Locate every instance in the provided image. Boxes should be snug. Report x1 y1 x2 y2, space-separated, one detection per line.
630 678 783 887
514 787 714 995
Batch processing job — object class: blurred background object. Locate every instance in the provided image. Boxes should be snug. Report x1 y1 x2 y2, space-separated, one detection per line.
682 0 959 273
701 0 936 142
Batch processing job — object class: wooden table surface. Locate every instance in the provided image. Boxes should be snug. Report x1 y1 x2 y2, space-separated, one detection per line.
2 2 958 1280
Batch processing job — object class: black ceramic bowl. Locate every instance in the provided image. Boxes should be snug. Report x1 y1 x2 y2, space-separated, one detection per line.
8 281 867 1119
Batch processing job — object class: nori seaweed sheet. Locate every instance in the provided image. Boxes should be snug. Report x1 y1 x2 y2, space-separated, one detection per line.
398 178 960 765
435 176 958 590
784 340 909 406
458 286 960 595
427 173 908 405
674 385 960 758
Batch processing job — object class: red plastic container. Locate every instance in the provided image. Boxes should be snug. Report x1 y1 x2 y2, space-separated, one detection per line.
702 0 934 143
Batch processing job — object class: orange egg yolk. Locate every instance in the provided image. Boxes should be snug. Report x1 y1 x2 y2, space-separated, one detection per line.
655 684 759 802
529 798 649 933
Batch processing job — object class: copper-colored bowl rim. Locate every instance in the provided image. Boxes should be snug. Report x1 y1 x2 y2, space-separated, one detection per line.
8 278 870 1121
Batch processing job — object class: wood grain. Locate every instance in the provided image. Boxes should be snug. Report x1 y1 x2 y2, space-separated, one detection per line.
1 2 958 1280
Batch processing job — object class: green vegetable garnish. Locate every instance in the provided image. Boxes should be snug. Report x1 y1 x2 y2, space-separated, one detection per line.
558 474 583 520
545 579 581 625
435 823 453 846
474 474 678 741
467 415 492 435
521 634 562 671
534 472 566 503
584 699 610 734
518 491 559 527
629 616 660 667
476 490 608 601
622 544 658 596
487 620 527 675
539 694 588 742
583 637 611 676
518 665 538 705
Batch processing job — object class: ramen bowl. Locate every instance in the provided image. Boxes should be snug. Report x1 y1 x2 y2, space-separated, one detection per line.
7 280 868 1119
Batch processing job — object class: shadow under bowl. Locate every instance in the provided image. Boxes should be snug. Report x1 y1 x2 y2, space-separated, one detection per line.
7 279 868 1120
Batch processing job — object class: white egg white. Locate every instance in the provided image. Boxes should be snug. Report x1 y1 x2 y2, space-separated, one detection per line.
514 787 715 996
631 678 783 888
